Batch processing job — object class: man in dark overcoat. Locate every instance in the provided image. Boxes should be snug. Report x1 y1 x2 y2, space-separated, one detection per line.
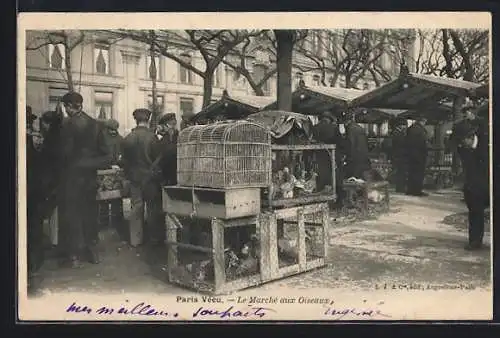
343 110 371 179
312 111 343 200
26 106 45 278
155 113 179 186
405 116 429 196
453 122 489 250
121 109 163 247
389 117 408 193
58 92 112 267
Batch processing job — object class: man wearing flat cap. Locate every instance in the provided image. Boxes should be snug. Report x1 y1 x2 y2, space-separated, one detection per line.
312 111 344 202
121 108 163 247
58 91 113 267
405 115 429 196
453 121 489 250
342 110 371 180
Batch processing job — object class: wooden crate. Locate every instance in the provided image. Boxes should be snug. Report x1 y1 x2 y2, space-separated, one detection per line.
425 165 454 189
96 168 128 201
165 203 329 295
264 144 336 209
163 186 261 219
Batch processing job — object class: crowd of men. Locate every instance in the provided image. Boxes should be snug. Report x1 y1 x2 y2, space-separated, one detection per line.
25 93 489 293
26 91 186 291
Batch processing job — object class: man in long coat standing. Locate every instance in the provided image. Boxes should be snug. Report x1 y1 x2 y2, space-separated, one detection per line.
389 117 408 193
406 116 429 196
59 92 112 267
343 110 371 179
121 109 163 247
312 111 343 204
453 121 489 250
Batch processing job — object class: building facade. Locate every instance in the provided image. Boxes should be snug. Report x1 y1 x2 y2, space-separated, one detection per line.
25 30 415 135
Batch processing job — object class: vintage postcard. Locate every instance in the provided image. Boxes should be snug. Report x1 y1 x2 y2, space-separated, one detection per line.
18 12 492 321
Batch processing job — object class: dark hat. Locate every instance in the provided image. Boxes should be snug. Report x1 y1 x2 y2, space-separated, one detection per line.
61 92 83 105
320 111 335 121
132 108 152 121
105 118 120 130
341 110 355 122
158 113 177 125
182 112 195 120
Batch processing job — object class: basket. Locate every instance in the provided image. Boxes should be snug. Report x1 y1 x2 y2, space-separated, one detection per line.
177 121 272 189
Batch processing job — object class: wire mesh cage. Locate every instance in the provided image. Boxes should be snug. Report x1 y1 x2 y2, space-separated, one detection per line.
177 121 272 189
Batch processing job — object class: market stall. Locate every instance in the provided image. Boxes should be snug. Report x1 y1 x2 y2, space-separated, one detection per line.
191 91 275 124
163 116 330 295
351 71 487 190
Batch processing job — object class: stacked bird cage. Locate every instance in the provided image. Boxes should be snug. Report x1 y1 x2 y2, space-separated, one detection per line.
177 121 272 189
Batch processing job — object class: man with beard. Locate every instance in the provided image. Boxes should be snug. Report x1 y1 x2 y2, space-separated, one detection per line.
388 116 408 193
406 116 429 196
343 110 371 179
121 108 163 247
312 111 344 205
58 92 112 267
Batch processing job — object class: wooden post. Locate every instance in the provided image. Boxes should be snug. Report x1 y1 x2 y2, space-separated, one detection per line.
166 213 178 282
321 204 329 259
297 208 306 269
211 218 226 291
260 212 279 282
330 147 336 199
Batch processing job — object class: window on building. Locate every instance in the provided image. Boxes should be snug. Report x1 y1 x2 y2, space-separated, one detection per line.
179 55 193 84
294 72 304 89
179 98 194 115
147 55 161 80
48 87 67 111
94 44 110 75
312 74 321 86
147 94 165 114
48 44 65 69
94 91 113 119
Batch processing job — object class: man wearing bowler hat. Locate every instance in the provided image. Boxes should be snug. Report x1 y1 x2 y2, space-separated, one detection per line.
342 109 371 180
121 108 163 247
58 92 113 267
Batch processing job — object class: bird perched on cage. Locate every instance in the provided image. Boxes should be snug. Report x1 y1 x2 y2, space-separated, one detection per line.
280 167 296 199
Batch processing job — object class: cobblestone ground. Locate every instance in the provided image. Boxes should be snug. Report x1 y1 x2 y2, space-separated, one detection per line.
29 188 492 296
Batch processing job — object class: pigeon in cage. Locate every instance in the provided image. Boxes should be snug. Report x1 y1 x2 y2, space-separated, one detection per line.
280 167 296 199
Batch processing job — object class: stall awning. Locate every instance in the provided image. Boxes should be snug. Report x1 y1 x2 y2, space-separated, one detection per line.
262 85 367 115
192 94 275 122
351 72 485 110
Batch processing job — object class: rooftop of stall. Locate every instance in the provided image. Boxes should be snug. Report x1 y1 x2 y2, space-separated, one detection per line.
191 92 276 123
261 84 367 118
351 72 487 112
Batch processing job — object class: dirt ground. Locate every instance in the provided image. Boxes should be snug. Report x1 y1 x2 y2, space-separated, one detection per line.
28 188 491 297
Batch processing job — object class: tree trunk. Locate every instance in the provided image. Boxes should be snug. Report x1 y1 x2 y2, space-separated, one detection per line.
64 43 74 92
202 72 214 109
274 30 295 111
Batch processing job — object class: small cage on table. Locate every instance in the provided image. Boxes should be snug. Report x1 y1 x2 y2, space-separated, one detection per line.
177 121 272 189
166 214 262 295
264 144 336 209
